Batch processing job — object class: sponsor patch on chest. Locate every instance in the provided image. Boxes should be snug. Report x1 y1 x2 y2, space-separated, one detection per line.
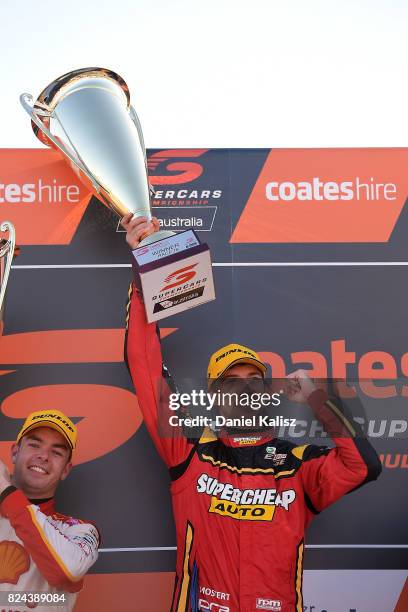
196 473 296 521
264 446 288 465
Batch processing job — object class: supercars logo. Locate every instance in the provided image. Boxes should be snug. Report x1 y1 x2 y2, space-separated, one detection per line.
147 149 208 185
161 263 198 291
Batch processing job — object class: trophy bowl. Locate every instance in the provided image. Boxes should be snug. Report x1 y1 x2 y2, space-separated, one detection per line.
20 67 173 245
19 68 216 321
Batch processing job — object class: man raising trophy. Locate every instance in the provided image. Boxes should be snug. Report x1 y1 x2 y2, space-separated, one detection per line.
122 215 382 612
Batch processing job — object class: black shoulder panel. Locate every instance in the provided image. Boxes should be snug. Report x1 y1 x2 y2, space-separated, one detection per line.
169 443 198 482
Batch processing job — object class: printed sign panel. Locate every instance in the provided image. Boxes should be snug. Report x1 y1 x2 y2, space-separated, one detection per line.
0 148 407 611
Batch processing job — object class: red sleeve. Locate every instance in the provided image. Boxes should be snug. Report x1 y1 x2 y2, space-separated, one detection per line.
300 389 382 513
1 490 99 591
124 282 194 467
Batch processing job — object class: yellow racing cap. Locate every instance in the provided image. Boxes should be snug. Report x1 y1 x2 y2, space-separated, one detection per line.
16 410 77 451
207 343 267 381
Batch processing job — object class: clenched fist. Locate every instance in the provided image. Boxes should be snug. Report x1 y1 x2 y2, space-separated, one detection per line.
284 369 319 403
120 213 160 250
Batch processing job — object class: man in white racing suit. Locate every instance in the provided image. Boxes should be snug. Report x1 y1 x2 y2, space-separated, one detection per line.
0 409 99 612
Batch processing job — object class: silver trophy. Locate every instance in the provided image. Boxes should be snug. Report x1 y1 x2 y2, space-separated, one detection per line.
19 67 172 245
0 221 16 337
20 68 215 321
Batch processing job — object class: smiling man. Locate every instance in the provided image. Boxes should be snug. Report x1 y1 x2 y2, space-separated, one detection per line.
122 214 382 612
0 410 99 611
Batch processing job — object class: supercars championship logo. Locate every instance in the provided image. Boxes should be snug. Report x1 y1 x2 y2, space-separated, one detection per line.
148 149 222 203
148 149 221 233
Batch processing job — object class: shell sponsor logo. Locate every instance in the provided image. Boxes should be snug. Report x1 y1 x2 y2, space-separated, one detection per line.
0 541 30 584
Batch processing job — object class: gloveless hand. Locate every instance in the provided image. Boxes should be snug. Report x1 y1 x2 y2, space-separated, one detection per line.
120 213 160 249
284 369 318 403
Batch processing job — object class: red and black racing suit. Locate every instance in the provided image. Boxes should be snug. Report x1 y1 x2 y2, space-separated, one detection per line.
125 285 382 612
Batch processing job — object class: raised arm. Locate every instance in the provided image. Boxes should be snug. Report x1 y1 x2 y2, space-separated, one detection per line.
286 371 382 513
122 214 194 468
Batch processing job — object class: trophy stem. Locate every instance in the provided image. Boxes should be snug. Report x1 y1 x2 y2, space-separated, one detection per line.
139 229 175 247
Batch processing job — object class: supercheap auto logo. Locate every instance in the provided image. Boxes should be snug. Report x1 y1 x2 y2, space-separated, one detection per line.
231 148 408 243
197 473 296 521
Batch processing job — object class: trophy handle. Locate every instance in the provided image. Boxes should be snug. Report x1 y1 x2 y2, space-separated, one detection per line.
0 221 16 313
19 93 100 193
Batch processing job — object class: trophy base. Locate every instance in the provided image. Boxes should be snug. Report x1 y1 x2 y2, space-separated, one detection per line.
132 229 215 321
